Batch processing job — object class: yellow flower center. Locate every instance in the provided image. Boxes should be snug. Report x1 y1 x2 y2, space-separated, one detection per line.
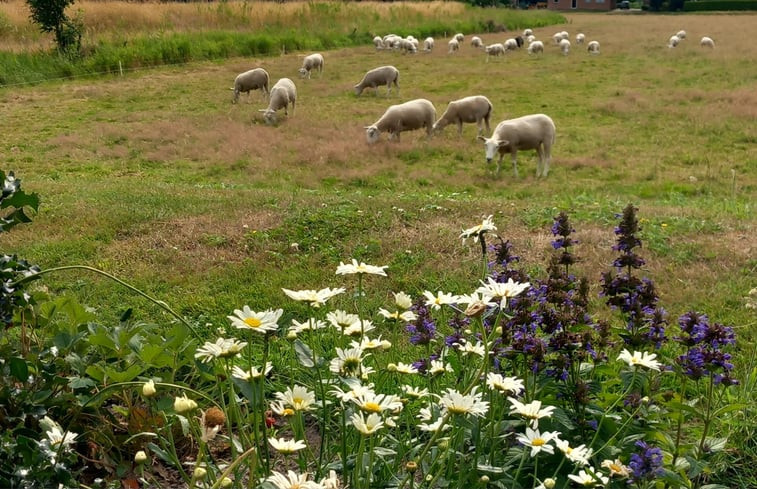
363 402 382 413
244 317 262 328
532 438 545 446
447 406 468 415
282 408 294 416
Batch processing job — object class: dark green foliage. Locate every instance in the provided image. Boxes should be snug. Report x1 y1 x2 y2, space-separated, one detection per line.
25 0 82 54
683 0 757 10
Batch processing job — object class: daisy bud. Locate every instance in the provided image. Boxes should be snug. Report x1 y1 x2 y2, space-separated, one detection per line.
387 363 398 372
494 326 503 335
193 467 207 479
543 478 556 489
479 475 490 483
220 477 233 488
173 394 198 414
134 450 147 464
405 461 418 473
142 379 156 397
380 339 392 349
286 331 298 340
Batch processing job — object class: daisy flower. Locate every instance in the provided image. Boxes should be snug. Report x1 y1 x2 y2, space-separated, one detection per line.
508 398 556 428
269 401 295 418
475 277 530 309
567 469 609 487
342 320 375 337
228 306 283 334
350 336 389 351
439 386 489 417
554 438 593 466
173 394 198 414
378 308 418 322
268 437 307 454
194 337 247 363
329 346 368 377
282 287 345 308
351 391 403 414
335 259 388 276
617 349 662 371
429 359 453 376
351 412 384 435
330 382 375 403
486 373 524 395
393 291 413 309
401 385 429 398
42 418 77 450
393 362 419 374
601 458 631 477
423 290 460 310
459 341 485 357
320 470 341 489
231 362 273 381
275 385 316 412
326 310 360 331
460 215 497 244
289 318 327 335
516 427 559 457
266 470 325 489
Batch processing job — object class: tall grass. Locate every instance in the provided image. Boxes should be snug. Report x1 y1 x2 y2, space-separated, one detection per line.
0 1 564 86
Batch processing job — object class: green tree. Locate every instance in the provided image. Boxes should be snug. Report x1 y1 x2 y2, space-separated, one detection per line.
26 0 82 54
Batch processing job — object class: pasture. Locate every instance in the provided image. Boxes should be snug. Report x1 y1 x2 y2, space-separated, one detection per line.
1 7 756 488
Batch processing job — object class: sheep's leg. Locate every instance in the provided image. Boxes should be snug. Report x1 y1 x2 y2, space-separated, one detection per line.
511 152 519 178
543 144 551 177
536 145 545 177
291 98 296 116
458 121 464 137
496 154 505 176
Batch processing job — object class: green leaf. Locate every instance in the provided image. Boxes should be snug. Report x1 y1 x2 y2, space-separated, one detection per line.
104 364 143 383
85 364 105 382
294 339 315 368
9 357 29 382
703 437 727 453
147 442 176 466
68 376 96 390
712 403 746 417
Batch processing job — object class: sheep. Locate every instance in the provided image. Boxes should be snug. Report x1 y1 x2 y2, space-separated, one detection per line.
528 40 544 55
454 33 465 43
471 36 483 48
423 37 435 52
258 78 296 124
407 37 420 51
383 34 402 49
298 53 324 79
552 32 564 45
560 31 570 40
354 65 400 96
504 38 519 52
576 33 585 44
373 36 384 50
700 36 715 48
676 30 687 40
399 38 417 54
485 43 506 62
668 35 680 48
230 68 269 104
587 40 600 55
526 34 536 44
523 28 533 37
448 38 460 53
515 36 525 48
478 113 556 178
432 95 492 137
559 38 571 56
364 98 436 144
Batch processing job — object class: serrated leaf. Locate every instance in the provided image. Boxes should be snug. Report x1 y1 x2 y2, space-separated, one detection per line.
294 339 316 368
68 376 96 390
104 364 143 383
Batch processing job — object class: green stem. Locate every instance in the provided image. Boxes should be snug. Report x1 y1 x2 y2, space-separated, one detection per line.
671 376 688 466
511 449 527 489
588 369 637 451
697 375 715 455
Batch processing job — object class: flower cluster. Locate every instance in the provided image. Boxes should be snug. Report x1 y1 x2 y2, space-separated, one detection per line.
675 311 738 384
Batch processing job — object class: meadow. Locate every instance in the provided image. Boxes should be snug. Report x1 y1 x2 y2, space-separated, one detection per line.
1 3 756 488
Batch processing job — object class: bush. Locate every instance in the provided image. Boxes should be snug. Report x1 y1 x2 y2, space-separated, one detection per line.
683 0 757 9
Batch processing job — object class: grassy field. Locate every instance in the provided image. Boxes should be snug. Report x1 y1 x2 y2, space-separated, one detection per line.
1 5 756 485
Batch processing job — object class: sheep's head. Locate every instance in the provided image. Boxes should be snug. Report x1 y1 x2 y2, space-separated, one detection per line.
364 126 381 144
298 68 309 78
478 136 509 164
259 108 277 124
353 85 363 96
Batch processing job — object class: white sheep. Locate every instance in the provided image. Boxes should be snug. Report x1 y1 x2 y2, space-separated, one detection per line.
364 98 436 144
399 38 417 54
373 36 385 50
471 36 483 48
576 33 585 44
354 65 400 96
298 53 324 79
587 40 600 55
230 68 269 104
526 34 536 44
668 35 680 48
676 30 687 40
700 36 715 48
523 28 533 37
454 33 465 43
448 38 460 53
559 38 571 56
432 95 492 137
528 41 544 55
504 38 519 52
423 37 435 52
560 31 570 40
552 32 564 45
478 113 556 177
485 43 506 62
258 78 296 124
383 34 402 49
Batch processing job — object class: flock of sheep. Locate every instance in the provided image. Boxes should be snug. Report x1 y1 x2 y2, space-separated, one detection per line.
667 29 716 49
228 25 712 178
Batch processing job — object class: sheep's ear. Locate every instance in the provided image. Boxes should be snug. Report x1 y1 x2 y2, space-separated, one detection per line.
497 139 510 148
258 109 267 113
477 135 487 142
364 126 372 129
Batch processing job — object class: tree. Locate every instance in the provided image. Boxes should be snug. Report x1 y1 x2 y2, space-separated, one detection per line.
26 0 82 54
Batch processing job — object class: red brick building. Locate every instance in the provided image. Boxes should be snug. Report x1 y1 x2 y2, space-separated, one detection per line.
547 0 617 11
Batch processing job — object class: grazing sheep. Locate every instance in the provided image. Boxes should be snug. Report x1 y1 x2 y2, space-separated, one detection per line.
383 34 402 49
258 78 296 124
526 34 536 44
478 113 556 177
485 43 506 61
471 36 484 48
407 37 420 51
559 38 571 56
668 35 680 48
552 32 563 45
298 53 324 79
423 37 435 52
373 36 385 50
515 36 525 48
354 65 400 96
676 30 687 40
230 68 269 104
399 38 417 54
504 38 519 52
560 31 570 40
432 95 492 137
365 98 436 144
700 36 715 48
587 40 600 54
448 38 460 53
523 28 533 37
454 33 465 43
576 33 585 44
528 40 544 55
